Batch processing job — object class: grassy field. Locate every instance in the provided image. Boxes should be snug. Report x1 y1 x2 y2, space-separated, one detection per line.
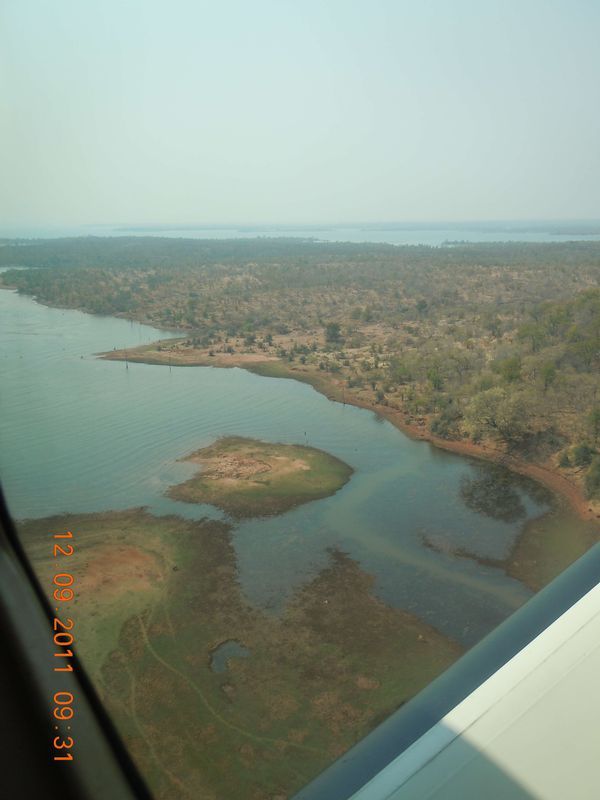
19 509 462 800
167 436 353 517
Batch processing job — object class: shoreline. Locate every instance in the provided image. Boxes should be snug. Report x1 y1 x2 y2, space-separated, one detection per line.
330 393 597 522
297 377 599 524
101 343 599 523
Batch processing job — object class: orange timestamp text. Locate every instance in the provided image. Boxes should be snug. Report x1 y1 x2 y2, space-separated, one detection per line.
51 530 76 762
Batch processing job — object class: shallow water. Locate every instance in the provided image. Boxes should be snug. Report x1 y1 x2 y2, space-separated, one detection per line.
210 640 251 673
0 287 591 646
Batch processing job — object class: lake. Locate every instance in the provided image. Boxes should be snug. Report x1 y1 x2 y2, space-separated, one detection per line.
0 287 591 646
3 220 600 245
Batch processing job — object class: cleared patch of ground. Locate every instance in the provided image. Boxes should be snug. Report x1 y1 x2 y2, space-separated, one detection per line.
167 436 353 518
19 509 462 800
101 339 279 369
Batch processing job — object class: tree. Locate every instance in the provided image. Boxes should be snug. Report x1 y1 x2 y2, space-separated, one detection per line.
517 322 545 353
573 443 594 467
541 362 557 392
427 367 443 391
388 357 412 384
465 387 529 446
585 457 600 498
492 355 521 383
325 322 342 344
590 406 600 443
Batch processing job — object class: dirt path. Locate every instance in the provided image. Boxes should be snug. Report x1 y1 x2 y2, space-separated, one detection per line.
136 615 320 755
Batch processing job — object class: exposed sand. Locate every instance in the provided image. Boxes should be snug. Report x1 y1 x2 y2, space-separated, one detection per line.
101 340 278 369
191 453 273 481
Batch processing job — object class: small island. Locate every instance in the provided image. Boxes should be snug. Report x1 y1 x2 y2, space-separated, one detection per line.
167 436 353 517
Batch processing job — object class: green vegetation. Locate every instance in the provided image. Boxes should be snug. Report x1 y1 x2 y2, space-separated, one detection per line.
20 510 180 682
508 507 600 592
586 458 600 499
167 436 353 517
3 237 600 507
20 509 461 800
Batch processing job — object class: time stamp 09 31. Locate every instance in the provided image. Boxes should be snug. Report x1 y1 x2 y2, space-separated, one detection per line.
51 529 76 762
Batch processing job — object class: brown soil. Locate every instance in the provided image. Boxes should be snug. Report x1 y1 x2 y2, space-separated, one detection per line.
191 454 273 481
101 341 278 369
78 545 163 599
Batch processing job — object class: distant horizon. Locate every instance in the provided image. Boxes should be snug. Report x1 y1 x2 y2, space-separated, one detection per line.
4 218 600 232
3 218 600 248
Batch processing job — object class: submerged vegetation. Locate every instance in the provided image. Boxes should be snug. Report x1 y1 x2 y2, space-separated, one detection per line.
4 236 598 508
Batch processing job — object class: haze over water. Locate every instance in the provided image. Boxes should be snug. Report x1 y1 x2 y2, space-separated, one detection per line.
2 220 600 245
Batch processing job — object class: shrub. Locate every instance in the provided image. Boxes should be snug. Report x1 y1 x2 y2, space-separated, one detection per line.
585 457 600 498
347 377 363 388
573 443 595 467
430 406 463 439
558 451 571 468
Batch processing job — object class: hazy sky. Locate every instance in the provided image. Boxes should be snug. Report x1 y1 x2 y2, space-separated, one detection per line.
1 0 599 227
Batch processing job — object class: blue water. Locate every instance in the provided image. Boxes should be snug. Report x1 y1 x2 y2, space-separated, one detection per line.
2 220 600 245
0 287 578 646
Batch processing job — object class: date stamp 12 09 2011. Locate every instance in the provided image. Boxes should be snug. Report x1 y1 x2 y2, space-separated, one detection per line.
51 530 76 762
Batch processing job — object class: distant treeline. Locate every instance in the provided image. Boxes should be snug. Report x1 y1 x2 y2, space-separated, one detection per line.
0 236 397 269
1 235 600 271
